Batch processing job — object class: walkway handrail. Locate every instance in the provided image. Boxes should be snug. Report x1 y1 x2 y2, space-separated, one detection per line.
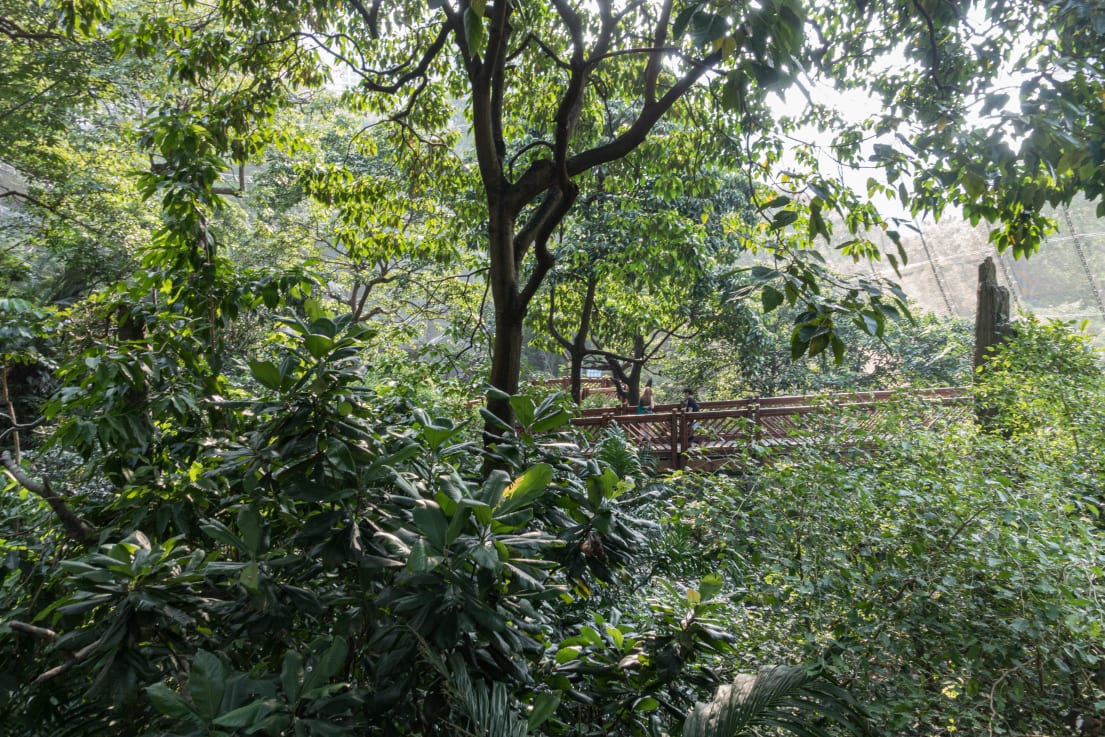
571 386 972 470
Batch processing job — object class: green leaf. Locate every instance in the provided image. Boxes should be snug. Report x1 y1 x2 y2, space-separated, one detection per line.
586 468 619 507
304 334 333 359
858 312 882 336
691 11 728 47
407 539 430 572
249 359 282 390
531 408 572 434
808 332 829 357
762 285 785 313
699 573 724 601
498 463 553 514
478 407 512 431
672 3 701 39
201 519 246 552
509 395 536 428
479 470 511 508
413 501 448 550
528 692 561 730
190 650 227 721
237 507 263 555
239 560 260 593
790 328 808 360
281 651 304 703
305 636 348 694
555 646 581 664
770 210 799 230
464 8 485 55
212 700 275 728
146 682 199 721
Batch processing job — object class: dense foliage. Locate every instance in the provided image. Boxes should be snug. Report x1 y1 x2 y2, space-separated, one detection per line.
650 321 1105 734
1 304 872 737
4 1 1105 735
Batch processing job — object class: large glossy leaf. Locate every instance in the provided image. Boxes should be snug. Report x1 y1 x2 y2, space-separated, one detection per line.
189 650 227 722
497 463 553 515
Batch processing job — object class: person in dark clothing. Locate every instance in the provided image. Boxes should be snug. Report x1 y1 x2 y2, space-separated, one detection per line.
683 388 700 445
682 388 700 413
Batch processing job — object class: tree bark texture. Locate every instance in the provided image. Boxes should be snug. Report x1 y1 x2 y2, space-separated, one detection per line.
973 256 1012 429
973 256 1012 372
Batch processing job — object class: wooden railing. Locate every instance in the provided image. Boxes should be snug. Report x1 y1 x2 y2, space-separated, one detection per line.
571 387 972 471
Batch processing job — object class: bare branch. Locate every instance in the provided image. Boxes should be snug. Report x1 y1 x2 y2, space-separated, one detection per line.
9 620 58 640
910 0 959 96
1 451 95 545
0 16 65 42
0 190 109 238
644 0 675 104
33 637 103 686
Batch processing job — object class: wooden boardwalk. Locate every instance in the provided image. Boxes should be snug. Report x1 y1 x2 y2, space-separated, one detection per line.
571 387 971 471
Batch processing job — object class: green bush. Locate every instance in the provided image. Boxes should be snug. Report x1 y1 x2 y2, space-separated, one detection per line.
651 393 1105 735
1 308 865 737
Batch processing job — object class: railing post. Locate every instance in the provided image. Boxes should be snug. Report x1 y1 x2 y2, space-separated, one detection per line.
671 408 680 472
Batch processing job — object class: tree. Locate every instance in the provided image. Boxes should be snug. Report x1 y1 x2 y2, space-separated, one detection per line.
13 0 1104 425
104 0 822 428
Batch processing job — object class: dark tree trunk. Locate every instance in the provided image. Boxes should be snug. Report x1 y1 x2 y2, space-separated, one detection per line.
605 334 646 405
486 196 521 427
973 256 1013 429
567 279 597 404
973 256 1012 371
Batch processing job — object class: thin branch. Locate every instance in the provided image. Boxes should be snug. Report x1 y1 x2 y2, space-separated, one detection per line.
0 416 45 443
345 0 382 39
0 78 65 123
0 16 65 42
0 190 109 238
33 637 103 686
910 0 958 96
508 32 571 69
1 451 95 545
508 140 555 180
644 0 675 104
8 620 58 640
546 281 572 350
519 184 578 312
357 25 451 93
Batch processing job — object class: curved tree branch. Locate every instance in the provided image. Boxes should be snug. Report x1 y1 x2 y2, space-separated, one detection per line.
1 451 95 545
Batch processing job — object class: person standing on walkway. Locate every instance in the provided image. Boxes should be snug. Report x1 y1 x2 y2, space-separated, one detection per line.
683 388 700 445
636 379 655 414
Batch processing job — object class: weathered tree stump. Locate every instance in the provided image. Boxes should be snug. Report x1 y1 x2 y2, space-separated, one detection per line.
973 256 1013 427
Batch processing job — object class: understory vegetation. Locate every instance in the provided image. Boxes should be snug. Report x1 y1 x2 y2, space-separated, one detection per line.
5 0 1105 734
2 304 1104 737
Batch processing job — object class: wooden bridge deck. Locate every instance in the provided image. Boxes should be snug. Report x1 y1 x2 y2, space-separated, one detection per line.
570 387 971 471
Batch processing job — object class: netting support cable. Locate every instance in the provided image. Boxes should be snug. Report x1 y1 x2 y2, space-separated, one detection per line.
915 222 956 316
1061 205 1105 323
994 248 1024 312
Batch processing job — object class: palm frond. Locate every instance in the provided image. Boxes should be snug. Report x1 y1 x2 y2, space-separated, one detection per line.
683 665 869 737
450 662 530 737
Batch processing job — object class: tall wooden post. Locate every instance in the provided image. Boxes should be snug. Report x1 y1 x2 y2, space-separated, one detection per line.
973 257 1012 427
973 257 1012 370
